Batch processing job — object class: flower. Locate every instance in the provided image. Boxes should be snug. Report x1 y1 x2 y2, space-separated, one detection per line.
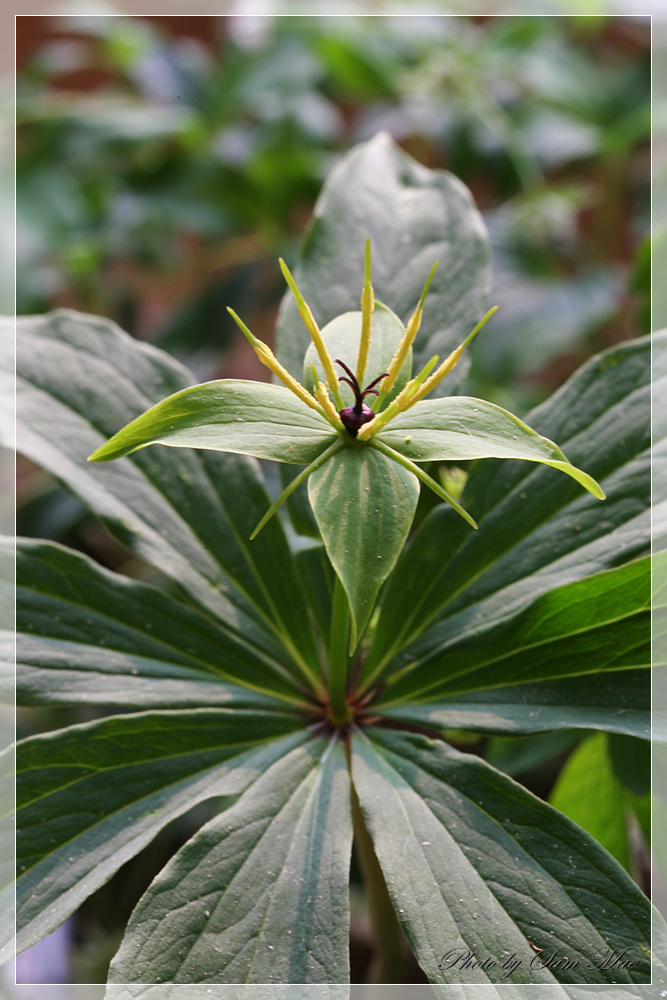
88 241 604 646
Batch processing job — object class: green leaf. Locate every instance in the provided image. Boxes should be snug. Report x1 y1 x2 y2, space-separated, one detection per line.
628 792 651 847
307 445 419 648
365 333 656 681
303 302 411 406
292 542 335 642
276 132 491 395
375 555 651 703
16 713 306 953
4 310 322 686
485 732 581 779
379 396 603 498
351 729 650 985
109 738 352 984
105 987 350 1000
10 537 309 708
376 669 651 741
608 734 651 796
88 379 335 465
549 734 629 871
105 987 349 1000
0 745 15 965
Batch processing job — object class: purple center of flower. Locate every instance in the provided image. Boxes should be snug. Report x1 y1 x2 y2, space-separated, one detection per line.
335 360 388 438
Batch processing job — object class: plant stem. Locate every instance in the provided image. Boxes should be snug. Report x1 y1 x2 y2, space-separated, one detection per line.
351 784 405 983
328 575 351 725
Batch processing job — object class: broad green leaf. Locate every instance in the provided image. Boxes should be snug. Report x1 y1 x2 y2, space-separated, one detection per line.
4 310 322 685
549 734 629 872
351 729 650 985
365 333 656 681
109 738 352 985
10 537 308 708
485 732 582 779
376 668 650 741
378 396 603 498
88 380 335 465
0 745 14 965
0 536 12 707
276 132 491 395
375 556 651 703
17 713 306 953
292 542 334 643
303 302 411 407
307 445 419 648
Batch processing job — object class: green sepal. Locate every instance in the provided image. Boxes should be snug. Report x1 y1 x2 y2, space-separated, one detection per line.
378 395 604 499
308 444 419 651
88 380 336 464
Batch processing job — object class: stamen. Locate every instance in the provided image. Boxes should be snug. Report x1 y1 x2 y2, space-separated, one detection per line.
279 259 344 409
227 307 322 413
310 365 343 429
404 306 498 409
376 260 439 409
356 238 374 385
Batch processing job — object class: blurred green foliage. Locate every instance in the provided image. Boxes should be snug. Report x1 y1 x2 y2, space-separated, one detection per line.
18 15 648 395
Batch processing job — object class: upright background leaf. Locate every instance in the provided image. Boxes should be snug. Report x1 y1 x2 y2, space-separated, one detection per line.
308 445 419 647
276 132 491 393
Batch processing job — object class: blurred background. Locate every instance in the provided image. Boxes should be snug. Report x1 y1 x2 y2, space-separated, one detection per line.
14 12 651 555
10 10 655 990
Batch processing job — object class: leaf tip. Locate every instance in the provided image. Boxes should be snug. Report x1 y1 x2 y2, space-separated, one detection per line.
87 444 110 463
574 467 605 500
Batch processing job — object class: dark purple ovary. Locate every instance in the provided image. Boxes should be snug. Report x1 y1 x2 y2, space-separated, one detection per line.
335 359 388 439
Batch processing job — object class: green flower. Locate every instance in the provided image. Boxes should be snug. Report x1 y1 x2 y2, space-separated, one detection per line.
89 241 604 647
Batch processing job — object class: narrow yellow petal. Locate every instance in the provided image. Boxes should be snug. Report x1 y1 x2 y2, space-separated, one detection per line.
310 365 343 428
356 415 378 441
358 354 440 439
405 346 464 409
227 306 321 412
404 305 498 409
314 383 343 429
356 237 374 385
376 261 439 406
279 259 344 407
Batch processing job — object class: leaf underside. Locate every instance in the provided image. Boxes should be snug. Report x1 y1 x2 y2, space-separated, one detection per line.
16 715 307 953
351 729 650 986
276 131 491 395
109 738 352 985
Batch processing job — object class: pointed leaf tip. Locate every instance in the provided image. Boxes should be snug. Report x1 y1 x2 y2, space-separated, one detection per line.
308 447 420 648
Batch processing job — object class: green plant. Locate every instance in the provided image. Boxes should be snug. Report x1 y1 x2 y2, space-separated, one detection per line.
8 135 653 986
